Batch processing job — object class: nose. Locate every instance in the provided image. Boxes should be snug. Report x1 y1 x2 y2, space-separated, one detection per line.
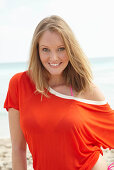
50 51 58 61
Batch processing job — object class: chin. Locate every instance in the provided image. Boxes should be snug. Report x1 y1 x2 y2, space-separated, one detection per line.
47 69 62 75
49 73 62 76
48 71 63 76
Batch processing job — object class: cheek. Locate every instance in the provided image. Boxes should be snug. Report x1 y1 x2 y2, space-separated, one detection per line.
60 53 69 62
39 53 48 64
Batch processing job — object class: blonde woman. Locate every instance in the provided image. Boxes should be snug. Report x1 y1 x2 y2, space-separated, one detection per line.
4 15 114 170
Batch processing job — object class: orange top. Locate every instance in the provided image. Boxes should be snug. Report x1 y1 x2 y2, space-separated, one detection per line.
4 71 114 170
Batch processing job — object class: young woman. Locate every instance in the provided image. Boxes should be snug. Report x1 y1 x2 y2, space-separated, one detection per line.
4 15 114 170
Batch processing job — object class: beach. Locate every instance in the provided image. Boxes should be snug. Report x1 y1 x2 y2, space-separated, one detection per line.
0 138 114 169
0 138 33 170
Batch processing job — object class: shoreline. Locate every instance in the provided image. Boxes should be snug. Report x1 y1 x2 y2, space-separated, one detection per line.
0 138 114 169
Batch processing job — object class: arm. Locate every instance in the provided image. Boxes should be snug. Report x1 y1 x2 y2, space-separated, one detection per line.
83 83 113 168
8 108 27 170
84 83 114 149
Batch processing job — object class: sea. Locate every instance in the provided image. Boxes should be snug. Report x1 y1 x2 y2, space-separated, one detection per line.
0 57 114 138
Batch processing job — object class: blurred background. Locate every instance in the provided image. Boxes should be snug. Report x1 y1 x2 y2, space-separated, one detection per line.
0 0 114 138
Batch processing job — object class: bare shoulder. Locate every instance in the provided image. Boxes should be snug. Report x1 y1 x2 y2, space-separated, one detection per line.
80 82 106 101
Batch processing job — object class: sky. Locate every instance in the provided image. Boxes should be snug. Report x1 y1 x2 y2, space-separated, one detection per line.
0 0 114 63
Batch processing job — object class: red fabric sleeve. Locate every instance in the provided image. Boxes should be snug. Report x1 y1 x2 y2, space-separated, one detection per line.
4 73 20 111
84 103 114 150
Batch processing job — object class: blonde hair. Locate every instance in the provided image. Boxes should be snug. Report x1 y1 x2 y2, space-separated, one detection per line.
28 15 93 96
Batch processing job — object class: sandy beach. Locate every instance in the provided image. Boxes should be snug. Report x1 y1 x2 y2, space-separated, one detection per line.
0 138 114 170
0 138 33 170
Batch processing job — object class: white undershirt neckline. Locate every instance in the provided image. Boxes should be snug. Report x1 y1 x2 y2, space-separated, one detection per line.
48 87 107 105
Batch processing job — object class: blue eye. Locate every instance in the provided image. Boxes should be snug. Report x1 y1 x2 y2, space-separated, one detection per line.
42 48 49 52
58 47 65 51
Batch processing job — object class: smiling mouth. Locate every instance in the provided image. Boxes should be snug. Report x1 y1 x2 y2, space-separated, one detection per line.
49 62 62 67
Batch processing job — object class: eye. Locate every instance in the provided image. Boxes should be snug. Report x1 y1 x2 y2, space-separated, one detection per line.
42 48 49 52
58 47 65 51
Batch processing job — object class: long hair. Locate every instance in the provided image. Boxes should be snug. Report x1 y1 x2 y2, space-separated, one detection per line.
28 15 93 96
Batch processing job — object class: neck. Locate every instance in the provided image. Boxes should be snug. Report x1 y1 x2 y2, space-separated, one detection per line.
48 75 65 88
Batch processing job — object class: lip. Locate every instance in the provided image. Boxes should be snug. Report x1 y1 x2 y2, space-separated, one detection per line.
49 62 62 67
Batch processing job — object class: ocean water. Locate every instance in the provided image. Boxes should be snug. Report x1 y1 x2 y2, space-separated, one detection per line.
0 57 114 138
0 62 27 138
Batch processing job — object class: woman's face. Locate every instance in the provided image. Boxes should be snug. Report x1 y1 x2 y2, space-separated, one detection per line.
39 30 69 77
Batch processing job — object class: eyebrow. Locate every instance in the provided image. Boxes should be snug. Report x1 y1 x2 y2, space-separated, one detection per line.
39 45 65 48
39 45 49 48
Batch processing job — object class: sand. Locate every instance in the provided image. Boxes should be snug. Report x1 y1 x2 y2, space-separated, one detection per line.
0 138 114 170
0 138 33 170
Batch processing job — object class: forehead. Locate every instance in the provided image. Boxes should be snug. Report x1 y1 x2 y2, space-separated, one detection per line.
39 30 65 46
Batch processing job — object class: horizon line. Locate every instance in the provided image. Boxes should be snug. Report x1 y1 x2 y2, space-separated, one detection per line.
0 56 114 64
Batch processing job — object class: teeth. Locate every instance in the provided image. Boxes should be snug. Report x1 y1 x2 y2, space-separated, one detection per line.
50 63 59 66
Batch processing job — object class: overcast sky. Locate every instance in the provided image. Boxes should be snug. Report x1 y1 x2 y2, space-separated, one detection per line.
0 0 114 63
